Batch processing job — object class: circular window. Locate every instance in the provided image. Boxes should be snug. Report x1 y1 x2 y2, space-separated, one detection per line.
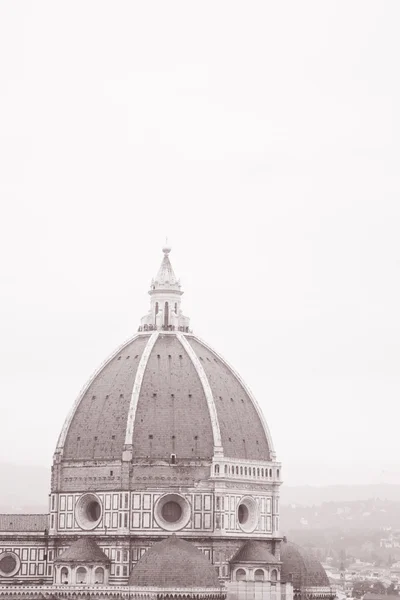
75 493 103 530
154 493 191 531
237 496 258 533
161 500 182 523
0 552 20 577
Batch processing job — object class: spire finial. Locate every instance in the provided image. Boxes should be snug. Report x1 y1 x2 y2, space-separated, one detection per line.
138 244 191 334
162 237 171 255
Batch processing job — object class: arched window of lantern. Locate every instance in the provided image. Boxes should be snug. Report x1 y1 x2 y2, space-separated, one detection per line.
253 467 256 476
271 569 278 583
231 466 234 475
255 569 265 582
215 464 220 475
164 302 169 327
76 567 88 584
60 567 69 584
269 468 273 477
236 568 246 582
261 468 264 477
94 567 104 584
236 466 239 475
244 467 247 476
240 466 243 475
224 464 228 474
257 468 260 477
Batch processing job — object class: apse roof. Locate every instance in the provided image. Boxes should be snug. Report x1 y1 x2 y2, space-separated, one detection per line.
129 535 221 588
55 538 110 563
230 540 279 564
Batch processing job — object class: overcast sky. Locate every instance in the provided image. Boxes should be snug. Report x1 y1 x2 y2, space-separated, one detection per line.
1 1 399 486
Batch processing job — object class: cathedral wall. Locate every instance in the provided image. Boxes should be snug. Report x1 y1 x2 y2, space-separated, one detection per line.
0 536 53 584
48 487 279 539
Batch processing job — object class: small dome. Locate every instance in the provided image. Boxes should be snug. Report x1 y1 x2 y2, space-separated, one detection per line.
129 535 221 588
230 540 278 564
280 540 330 588
55 538 109 564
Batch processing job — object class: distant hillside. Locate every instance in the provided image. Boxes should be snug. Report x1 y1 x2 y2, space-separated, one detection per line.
0 462 48 513
280 484 400 506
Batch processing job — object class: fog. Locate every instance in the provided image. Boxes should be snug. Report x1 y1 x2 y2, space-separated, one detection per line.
1 1 399 485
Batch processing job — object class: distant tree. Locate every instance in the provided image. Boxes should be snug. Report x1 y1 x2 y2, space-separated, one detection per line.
372 581 387 595
352 580 387 599
352 581 372 598
387 583 399 596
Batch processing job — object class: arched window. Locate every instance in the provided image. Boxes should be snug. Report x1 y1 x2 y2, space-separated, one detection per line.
94 567 104 584
253 467 256 476
236 466 239 475
155 301 159 321
236 568 246 582
164 302 169 327
76 567 87 584
61 567 69 584
240 466 243 475
271 569 278 583
257 468 260 477
231 466 234 474
261 468 264 477
255 569 265 582
174 302 177 314
277 468 280 478
215 464 220 475
224 464 228 474
269 468 273 477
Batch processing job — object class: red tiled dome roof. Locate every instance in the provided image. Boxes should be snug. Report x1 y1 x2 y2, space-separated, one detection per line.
280 541 330 588
231 541 279 564
55 538 109 563
129 535 221 588
57 332 273 463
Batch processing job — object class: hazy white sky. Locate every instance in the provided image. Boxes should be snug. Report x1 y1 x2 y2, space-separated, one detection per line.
1 1 399 486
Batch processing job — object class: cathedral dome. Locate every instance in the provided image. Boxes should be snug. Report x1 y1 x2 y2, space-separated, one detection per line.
128 535 222 589
55 247 274 465
280 540 330 588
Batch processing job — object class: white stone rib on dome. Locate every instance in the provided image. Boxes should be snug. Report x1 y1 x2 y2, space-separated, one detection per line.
177 333 223 456
55 333 141 455
187 333 276 459
124 331 159 448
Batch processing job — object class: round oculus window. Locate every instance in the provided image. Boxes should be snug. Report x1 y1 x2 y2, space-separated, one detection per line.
75 493 103 531
237 496 258 533
154 493 191 531
0 552 20 577
161 500 182 523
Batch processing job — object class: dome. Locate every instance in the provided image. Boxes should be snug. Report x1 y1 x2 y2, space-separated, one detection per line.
55 248 274 464
230 540 278 564
129 535 221 588
55 538 110 564
280 540 330 588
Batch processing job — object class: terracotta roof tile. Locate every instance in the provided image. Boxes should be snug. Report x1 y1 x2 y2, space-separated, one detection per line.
230 541 279 564
129 535 221 588
55 538 109 563
281 540 330 587
0 514 48 532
